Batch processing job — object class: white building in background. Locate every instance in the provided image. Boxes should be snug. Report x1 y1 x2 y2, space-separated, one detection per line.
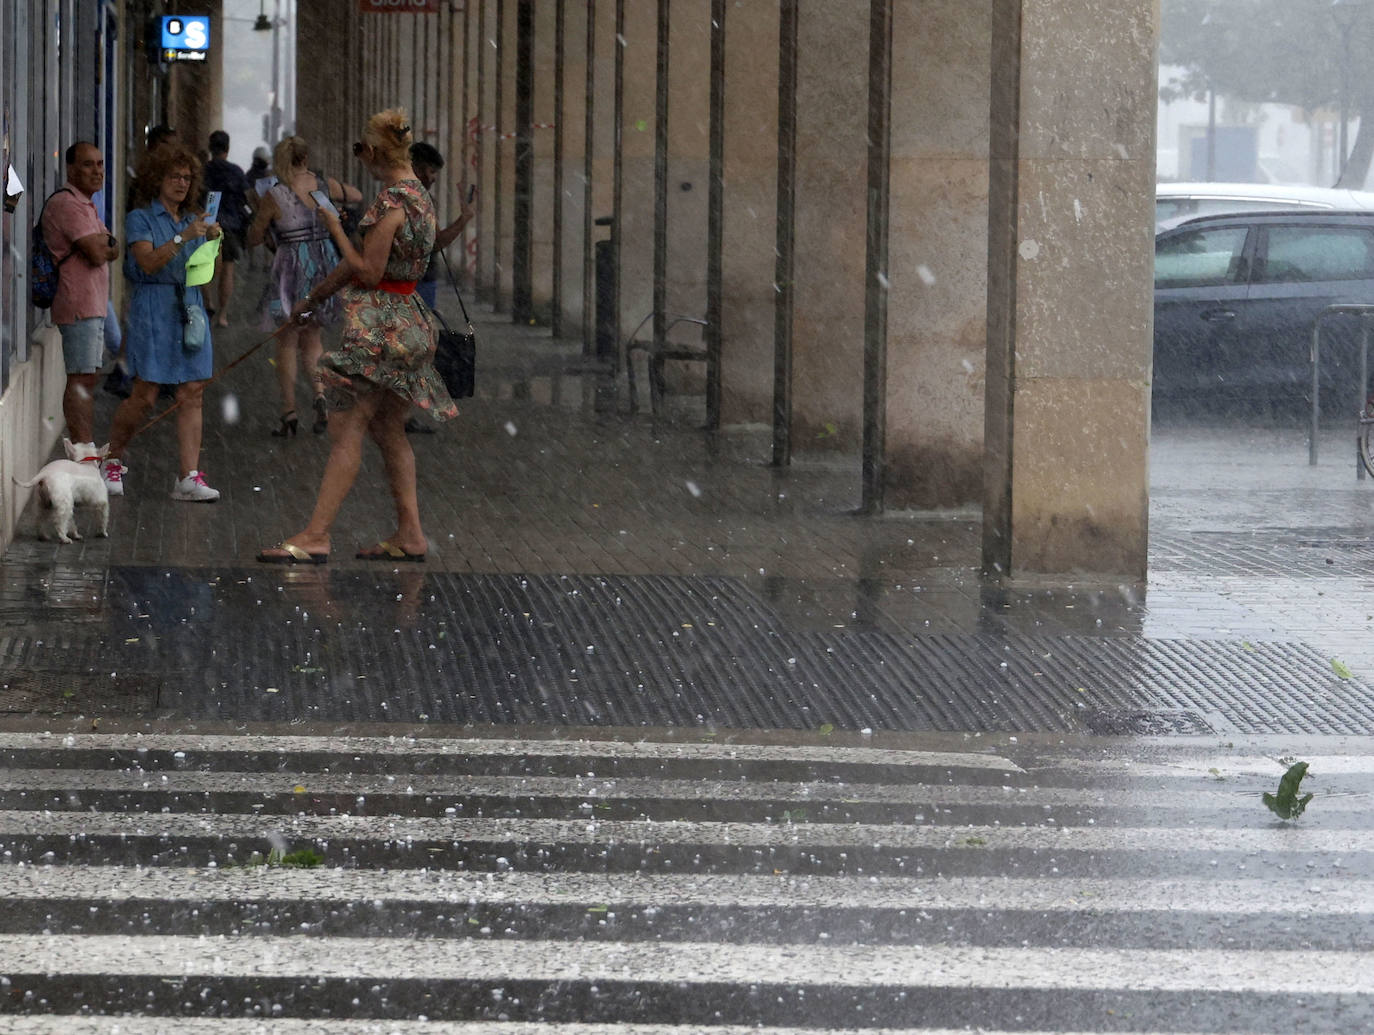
1157 64 1356 188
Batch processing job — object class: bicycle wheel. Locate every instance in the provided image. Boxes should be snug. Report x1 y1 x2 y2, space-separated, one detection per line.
1360 411 1374 479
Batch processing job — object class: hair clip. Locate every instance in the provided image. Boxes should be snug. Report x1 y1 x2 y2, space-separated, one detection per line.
394 123 411 139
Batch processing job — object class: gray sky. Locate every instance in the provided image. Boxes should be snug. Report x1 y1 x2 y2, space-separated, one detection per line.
219 0 296 167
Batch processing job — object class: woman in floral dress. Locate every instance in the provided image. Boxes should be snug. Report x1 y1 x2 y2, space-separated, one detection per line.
256 109 458 565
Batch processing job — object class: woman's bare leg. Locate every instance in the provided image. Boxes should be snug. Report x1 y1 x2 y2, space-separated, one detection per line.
215 260 235 327
174 380 208 478
107 379 161 460
302 324 328 432
300 324 324 397
275 327 300 418
365 393 426 555
269 389 385 557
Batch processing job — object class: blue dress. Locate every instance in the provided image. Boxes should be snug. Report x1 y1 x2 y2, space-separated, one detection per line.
124 200 213 384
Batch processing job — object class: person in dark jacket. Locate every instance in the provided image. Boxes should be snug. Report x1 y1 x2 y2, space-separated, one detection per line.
203 130 251 327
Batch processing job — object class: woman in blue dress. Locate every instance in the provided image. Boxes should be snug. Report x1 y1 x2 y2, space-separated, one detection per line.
105 144 223 502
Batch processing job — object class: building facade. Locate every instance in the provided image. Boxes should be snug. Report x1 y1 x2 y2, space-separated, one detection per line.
1 0 1159 578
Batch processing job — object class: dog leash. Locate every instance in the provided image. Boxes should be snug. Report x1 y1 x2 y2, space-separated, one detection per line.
128 318 305 441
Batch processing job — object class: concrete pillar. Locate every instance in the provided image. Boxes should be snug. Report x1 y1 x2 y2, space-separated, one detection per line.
529 0 558 321
296 0 351 177
474 0 497 303
496 0 518 309
556 0 592 335
884 0 990 508
789 3 869 450
587 0 617 310
664 0 711 328
983 0 1156 577
718 2 779 427
614 0 658 334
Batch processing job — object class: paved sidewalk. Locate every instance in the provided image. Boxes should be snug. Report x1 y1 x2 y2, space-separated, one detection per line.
4 272 1374 734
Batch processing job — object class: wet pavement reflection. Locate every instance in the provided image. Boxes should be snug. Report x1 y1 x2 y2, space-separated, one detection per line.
6 280 1374 736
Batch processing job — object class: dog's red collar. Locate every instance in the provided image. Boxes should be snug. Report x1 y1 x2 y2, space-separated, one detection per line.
77 456 103 464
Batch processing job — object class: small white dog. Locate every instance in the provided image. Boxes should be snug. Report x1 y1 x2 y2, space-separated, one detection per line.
11 439 111 544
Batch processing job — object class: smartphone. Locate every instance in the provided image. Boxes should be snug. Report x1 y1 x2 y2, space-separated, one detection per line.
254 176 277 197
466 184 476 204
310 189 339 217
203 190 222 224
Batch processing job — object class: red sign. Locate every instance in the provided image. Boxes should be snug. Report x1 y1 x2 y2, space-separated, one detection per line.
358 0 440 12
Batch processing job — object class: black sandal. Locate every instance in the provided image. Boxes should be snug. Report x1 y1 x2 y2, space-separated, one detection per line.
272 411 298 438
312 396 328 434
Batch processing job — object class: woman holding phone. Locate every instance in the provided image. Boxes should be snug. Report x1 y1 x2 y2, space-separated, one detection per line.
104 144 223 502
256 109 457 565
247 135 359 436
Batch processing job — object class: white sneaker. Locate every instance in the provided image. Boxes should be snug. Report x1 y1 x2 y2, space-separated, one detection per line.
101 458 126 496
171 470 220 502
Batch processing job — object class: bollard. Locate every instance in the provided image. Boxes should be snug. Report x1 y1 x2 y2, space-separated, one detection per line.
593 215 617 412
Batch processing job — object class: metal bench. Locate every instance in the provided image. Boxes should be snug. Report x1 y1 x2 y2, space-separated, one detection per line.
623 313 709 418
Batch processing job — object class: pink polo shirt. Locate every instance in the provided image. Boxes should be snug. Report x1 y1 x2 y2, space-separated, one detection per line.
41 187 110 325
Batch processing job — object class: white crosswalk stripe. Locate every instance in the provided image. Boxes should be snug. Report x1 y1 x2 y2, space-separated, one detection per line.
0 729 1370 1031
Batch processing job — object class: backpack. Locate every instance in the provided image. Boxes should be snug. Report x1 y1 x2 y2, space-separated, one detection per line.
30 187 74 310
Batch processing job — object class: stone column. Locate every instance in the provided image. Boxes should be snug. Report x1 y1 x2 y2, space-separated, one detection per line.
717 1 778 425
884 0 990 508
614 0 660 332
663 0 711 327
556 0 592 334
983 0 1156 578
789 3 869 450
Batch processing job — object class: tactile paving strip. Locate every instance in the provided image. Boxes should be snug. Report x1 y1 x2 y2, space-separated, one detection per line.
1 569 1371 734
1151 530 1374 577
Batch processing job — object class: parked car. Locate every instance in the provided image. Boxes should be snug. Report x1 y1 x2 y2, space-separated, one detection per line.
1154 210 1374 409
1156 182 1374 230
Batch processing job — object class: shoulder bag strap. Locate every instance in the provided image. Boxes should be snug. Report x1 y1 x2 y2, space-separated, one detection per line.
437 249 472 327
421 291 454 336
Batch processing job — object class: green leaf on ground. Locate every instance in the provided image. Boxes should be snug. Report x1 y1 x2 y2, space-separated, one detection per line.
1332 658 1354 680
241 846 324 869
1262 761 1314 821
278 847 323 868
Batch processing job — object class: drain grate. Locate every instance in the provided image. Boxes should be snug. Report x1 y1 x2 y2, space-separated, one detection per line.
0 672 160 715
1083 708 1215 736
0 569 1372 734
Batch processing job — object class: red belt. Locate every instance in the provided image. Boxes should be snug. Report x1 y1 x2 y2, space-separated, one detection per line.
375 279 418 295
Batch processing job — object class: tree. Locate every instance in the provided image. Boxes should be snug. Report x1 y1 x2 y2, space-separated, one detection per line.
1160 0 1374 187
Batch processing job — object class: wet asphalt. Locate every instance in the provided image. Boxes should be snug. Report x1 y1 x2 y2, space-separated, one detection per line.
4 273 1374 735
3 270 1374 1030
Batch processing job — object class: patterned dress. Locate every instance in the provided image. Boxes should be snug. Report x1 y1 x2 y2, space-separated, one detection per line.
319 179 458 422
256 176 341 330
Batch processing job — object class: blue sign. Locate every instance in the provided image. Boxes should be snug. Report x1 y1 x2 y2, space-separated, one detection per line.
161 16 210 58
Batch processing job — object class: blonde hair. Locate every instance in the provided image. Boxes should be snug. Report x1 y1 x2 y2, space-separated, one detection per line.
272 136 310 183
362 109 413 169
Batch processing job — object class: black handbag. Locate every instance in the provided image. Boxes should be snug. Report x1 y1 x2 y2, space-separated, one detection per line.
429 251 476 399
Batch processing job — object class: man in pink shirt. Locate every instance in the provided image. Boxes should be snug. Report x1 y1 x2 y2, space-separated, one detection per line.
42 142 119 486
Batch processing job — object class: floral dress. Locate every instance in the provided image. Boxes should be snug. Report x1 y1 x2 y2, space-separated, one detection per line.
318 179 458 422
